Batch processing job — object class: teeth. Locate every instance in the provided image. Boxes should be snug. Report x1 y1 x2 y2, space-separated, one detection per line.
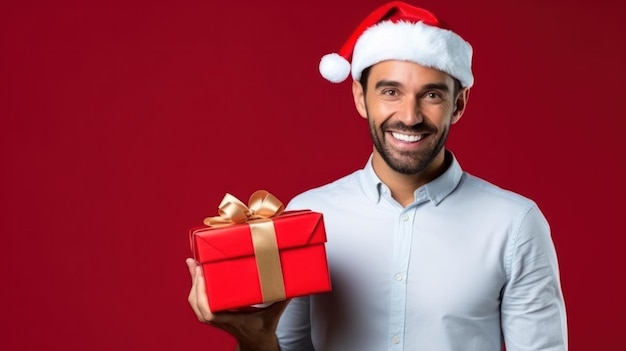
391 132 423 142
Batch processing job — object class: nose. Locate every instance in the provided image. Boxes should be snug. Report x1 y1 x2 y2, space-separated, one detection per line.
397 96 423 126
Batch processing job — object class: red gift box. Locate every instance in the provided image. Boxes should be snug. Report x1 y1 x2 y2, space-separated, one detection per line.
189 191 331 312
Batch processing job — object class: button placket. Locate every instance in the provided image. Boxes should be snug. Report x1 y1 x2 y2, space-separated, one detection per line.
387 209 414 350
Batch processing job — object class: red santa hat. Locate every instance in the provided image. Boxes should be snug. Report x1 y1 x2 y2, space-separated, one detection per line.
319 1 474 88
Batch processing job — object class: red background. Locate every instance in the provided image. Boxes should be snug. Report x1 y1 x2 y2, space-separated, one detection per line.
1 0 624 350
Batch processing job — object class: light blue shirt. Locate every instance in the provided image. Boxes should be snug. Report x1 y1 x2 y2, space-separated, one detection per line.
277 152 567 351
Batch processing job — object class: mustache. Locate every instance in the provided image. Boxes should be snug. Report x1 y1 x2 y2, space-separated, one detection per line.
382 121 436 134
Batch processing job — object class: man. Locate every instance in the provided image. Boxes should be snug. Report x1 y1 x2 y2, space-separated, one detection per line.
186 1 568 350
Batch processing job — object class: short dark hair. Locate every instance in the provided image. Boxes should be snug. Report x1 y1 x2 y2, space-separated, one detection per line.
358 65 463 97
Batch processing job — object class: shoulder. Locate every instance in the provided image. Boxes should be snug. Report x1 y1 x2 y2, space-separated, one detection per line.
457 173 551 244
286 169 364 211
451 172 550 234
456 172 539 213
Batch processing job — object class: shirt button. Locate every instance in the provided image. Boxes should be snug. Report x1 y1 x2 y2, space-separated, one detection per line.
392 336 400 344
401 214 409 221
394 273 403 281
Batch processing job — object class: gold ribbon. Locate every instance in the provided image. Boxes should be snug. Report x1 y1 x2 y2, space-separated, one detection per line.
203 190 286 303
203 190 284 226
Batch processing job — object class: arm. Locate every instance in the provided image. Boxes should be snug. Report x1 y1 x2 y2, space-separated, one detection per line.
276 296 315 351
501 206 568 350
186 258 288 351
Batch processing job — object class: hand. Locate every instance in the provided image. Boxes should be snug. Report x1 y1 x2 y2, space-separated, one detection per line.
186 258 289 351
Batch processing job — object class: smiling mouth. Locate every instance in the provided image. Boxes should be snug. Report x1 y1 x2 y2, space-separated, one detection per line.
390 131 424 142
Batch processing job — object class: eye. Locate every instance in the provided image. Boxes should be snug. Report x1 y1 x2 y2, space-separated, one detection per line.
382 89 398 96
423 91 443 102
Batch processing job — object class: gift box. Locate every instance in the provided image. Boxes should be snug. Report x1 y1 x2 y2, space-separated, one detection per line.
189 191 331 312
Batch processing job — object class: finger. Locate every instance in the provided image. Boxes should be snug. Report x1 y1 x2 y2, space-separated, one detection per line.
194 266 214 322
185 258 198 281
188 266 203 321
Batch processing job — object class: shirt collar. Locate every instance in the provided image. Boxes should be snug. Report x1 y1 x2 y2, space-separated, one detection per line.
359 150 463 206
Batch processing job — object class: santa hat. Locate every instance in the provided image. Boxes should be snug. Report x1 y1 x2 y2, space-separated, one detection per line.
319 1 474 88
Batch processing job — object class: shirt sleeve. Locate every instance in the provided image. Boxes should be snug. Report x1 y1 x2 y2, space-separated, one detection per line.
276 295 315 351
501 205 568 350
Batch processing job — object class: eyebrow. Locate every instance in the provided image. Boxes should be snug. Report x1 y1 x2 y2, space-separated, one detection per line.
422 83 450 92
374 80 450 92
374 80 402 90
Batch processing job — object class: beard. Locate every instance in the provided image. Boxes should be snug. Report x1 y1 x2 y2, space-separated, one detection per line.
368 117 449 175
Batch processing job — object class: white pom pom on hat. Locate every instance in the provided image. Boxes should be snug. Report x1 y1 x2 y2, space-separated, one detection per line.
318 1 474 88
319 53 351 83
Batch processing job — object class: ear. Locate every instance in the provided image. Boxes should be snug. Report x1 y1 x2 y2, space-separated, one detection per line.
451 88 470 124
352 80 368 119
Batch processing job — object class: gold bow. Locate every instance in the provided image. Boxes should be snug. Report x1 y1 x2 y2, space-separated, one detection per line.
203 190 285 226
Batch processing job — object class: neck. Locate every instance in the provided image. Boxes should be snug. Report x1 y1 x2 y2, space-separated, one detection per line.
371 150 450 207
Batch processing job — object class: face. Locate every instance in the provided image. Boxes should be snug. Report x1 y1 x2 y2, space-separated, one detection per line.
353 60 468 175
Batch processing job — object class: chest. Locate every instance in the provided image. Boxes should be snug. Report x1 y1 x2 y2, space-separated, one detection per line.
322 206 509 314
